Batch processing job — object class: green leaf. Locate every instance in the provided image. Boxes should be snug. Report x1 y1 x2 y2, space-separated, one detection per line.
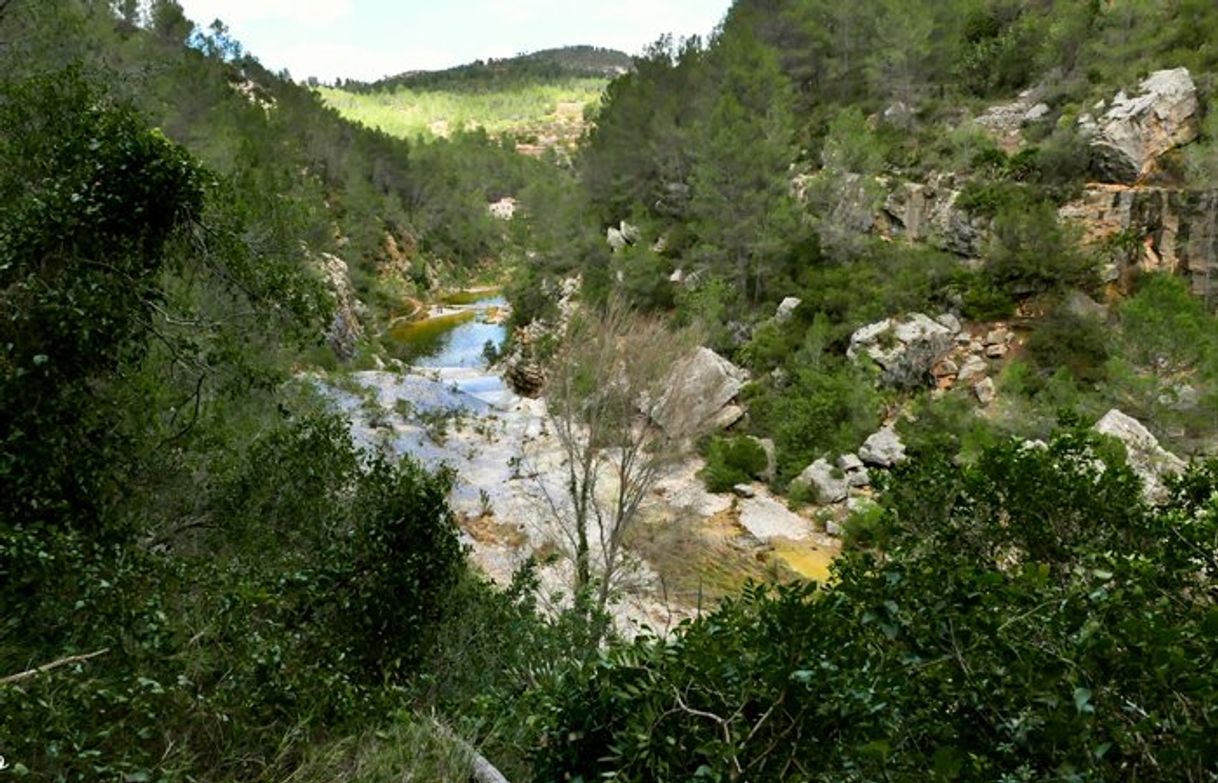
1073 687 1093 714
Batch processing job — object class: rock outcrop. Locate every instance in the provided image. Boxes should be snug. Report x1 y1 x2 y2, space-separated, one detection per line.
606 221 641 252
775 297 802 323
799 171 987 258
859 426 907 468
975 86 1051 152
1088 68 1199 184
878 174 989 257
837 453 871 488
502 325 548 396
848 313 960 388
1059 184 1218 298
315 253 364 360
501 277 580 397
488 197 517 220
652 348 749 439
1094 409 1186 503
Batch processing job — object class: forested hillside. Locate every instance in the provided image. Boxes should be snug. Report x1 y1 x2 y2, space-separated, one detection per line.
320 46 630 153
338 46 632 93
503 2 1218 776
3 0 1218 781
0 1 570 779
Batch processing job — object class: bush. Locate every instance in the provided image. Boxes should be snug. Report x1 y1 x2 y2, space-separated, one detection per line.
701 435 769 492
841 498 887 549
1120 273 1217 374
746 362 882 484
1026 309 1112 387
1 413 466 779
986 201 1097 297
898 391 1004 464
955 180 1030 218
533 433 1218 781
961 274 1018 320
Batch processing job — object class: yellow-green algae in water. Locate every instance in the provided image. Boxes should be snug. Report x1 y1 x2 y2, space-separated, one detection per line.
389 310 475 340
441 288 502 306
388 310 476 363
770 539 837 582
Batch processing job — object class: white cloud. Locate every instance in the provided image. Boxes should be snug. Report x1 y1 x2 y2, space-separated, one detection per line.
251 40 436 81
176 0 353 28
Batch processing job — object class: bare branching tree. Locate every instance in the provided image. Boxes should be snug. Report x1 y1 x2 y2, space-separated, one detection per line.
536 298 694 618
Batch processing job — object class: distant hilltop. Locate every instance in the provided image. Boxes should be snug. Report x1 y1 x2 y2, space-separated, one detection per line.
337 46 633 93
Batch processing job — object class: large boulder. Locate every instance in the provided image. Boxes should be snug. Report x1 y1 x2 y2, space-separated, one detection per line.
793 458 848 505
315 253 364 360
775 297 802 323
1093 409 1186 503
1090 68 1199 184
848 313 959 388
652 348 749 439
859 426 907 468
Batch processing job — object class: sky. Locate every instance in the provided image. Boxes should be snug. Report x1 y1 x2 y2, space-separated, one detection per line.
174 0 733 83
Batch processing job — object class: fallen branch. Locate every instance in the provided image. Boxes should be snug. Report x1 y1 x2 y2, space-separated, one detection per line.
1 648 110 686
429 720 510 783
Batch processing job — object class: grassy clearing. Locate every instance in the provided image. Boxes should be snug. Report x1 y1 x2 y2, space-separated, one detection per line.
627 507 785 607
317 79 607 142
284 716 473 782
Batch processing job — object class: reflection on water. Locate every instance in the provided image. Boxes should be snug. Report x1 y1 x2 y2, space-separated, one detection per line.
388 295 508 369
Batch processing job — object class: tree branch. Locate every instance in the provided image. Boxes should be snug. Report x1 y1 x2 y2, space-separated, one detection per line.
429 720 511 783
1 649 110 686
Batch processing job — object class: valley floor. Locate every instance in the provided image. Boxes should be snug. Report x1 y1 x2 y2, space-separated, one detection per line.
318 361 839 635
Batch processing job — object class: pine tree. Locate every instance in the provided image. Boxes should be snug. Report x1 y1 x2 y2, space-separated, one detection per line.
687 29 802 303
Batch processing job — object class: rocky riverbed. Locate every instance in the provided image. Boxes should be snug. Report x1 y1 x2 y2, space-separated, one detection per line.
317 303 838 635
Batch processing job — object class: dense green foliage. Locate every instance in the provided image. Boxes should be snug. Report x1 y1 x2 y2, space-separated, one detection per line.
701 435 770 492
0 58 475 778
6 0 1218 780
535 432 1218 781
318 79 607 144
322 49 628 155
0 3 576 779
339 45 631 93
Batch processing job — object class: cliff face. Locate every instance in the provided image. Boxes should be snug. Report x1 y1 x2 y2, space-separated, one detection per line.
1060 185 1218 301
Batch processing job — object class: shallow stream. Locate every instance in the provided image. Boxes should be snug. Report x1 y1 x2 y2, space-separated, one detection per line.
387 293 508 369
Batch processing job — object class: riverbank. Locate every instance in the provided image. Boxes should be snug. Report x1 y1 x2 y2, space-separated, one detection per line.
318 361 839 635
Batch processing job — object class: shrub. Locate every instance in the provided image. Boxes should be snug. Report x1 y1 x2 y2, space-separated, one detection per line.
701 435 769 492
841 498 887 549
985 201 1097 297
898 391 1003 463
1026 309 1112 387
1120 273 1217 374
954 180 1030 218
746 362 882 484
961 275 1018 320
533 434 1218 781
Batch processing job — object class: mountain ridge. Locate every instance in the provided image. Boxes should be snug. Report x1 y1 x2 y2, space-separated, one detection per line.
338 45 632 93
